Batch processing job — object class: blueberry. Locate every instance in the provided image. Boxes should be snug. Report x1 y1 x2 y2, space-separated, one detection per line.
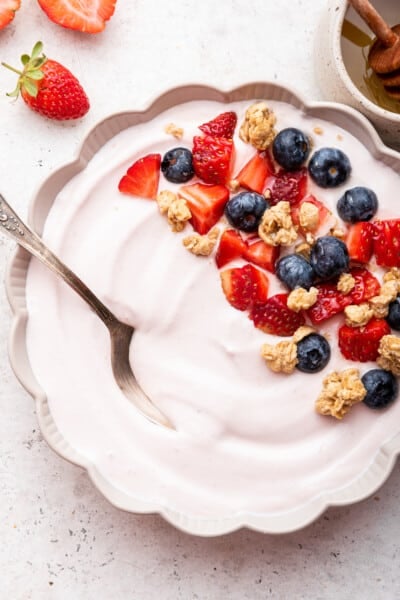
310 236 349 281
308 147 351 188
387 296 400 330
296 333 331 373
161 147 194 183
361 369 398 409
225 191 269 232
272 128 310 171
276 254 315 290
337 186 378 223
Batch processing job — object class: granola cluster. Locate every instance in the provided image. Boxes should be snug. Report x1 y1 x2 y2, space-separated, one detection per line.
258 201 298 247
377 335 400 376
315 368 367 419
287 287 318 312
239 101 277 150
183 227 220 256
164 122 184 139
299 201 319 232
156 190 192 232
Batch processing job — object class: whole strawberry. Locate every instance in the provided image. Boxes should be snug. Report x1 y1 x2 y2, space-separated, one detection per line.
2 42 90 120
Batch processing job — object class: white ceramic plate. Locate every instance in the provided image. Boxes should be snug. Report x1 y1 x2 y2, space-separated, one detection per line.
6 82 400 536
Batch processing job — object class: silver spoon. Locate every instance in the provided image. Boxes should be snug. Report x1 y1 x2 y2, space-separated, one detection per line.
0 194 174 430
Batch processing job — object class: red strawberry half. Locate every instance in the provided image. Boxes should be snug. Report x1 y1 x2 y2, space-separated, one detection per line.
349 267 381 303
179 183 229 234
220 264 269 311
199 111 237 138
249 293 305 336
265 168 308 206
37 0 117 33
346 221 374 264
118 153 161 200
192 135 234 185
235 151 274 194
215 229 247 268
338 319 390 362
244 239 280 273
307 268 380 325
0 0 20 29
373 219 400 267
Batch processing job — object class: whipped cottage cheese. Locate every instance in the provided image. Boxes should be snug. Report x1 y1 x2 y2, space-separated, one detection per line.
25 100 400 518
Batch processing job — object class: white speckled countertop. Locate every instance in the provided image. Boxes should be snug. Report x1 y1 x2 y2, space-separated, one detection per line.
1 1 400 598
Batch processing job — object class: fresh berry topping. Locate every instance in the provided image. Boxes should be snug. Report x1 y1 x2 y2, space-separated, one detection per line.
225 191 269 233
215 229 247 268
310 236 349 281
291 195 331 233
296 333 331 373
373 219 400 267
0 0 20 29
275 254 315 290
244 239 280 273
265 168 308 206
337 186 378 223
37 0 116 33
349 268 381 303
118 153 161 200
161 147 194 183
178 183 229 235
199 111 237 138
307 268 380 324
192 135 234 185
2 42 90 120
307 282 350 324
338 319 391 362
362 369 398 409
387 296 400 330
220 264 269 311
235 151 274 194
249 293 305 336
308 147 351 188
272 128 310 171
345 222 374 263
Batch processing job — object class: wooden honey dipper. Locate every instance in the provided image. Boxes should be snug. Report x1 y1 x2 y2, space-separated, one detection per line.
349 0 400 99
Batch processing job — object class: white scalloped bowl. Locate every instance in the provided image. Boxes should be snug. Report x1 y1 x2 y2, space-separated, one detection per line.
315 0 400 150
6 82 400 536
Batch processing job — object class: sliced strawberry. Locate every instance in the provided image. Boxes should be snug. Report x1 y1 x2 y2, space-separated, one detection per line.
199 111 237 138
0 0 20 29
244 239 280 273
235 151 274 194
307 282 351 325
338 319 390 362
308 268 381 325
215 229 247 268
220 264 269 311
291 195 331 233
249 293 305 336
349 268 381 303
37 0 116 33
265 167 308 206
373 219 400 267
118 154 161 200
192 135 234 185
179 183 229 235
346 222 374 263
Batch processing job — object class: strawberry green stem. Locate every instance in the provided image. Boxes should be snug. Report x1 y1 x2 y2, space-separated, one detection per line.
1 63 22 76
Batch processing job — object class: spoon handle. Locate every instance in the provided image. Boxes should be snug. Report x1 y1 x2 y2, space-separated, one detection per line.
348 0 398 48
0 194 117 328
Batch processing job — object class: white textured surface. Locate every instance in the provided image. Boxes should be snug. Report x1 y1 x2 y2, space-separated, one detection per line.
1 1 400 598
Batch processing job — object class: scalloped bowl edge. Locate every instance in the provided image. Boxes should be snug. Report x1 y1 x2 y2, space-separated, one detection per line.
6 81 400 536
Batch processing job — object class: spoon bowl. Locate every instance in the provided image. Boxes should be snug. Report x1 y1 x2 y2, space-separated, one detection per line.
0 194 174 430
